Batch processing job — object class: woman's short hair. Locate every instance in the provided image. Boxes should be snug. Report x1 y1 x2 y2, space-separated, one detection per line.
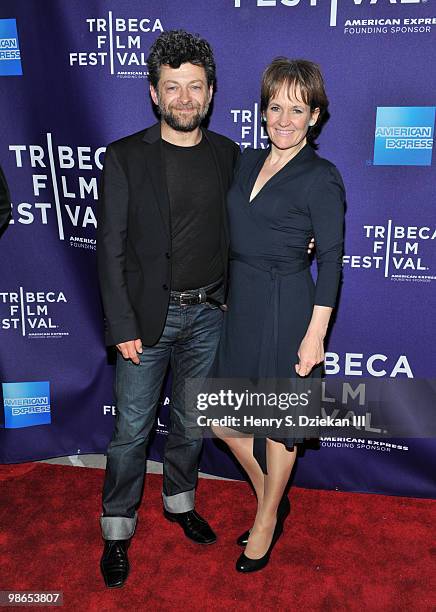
261 58 329 146
147 30 216 89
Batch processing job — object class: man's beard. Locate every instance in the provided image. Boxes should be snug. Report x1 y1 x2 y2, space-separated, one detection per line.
157 98 210 133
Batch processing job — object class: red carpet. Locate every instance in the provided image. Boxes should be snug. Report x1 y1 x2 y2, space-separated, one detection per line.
0 463 435 611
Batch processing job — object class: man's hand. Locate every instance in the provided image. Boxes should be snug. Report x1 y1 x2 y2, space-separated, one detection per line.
116 338 143 364
307 237 315 255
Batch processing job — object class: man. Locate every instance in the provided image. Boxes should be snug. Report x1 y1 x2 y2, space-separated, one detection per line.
97 30 240 588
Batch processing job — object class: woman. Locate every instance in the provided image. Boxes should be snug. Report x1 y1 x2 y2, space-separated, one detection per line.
211 58 345 572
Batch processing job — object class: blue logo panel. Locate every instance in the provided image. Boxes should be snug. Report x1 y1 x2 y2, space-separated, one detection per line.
2 381 51 428
0 19 22 76
374 107 435 166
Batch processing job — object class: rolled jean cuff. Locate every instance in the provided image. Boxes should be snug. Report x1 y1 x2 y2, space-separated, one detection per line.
162 489 195 513
100 513 137 540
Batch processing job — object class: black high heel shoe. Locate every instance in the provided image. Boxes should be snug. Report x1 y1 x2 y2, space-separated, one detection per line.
235 512 285 573
236 494 290 547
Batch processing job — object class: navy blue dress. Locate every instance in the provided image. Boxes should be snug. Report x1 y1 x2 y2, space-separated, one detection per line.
212 144 345 473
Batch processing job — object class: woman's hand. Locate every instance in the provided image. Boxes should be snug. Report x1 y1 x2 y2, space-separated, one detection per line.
307 236 315 255
295 331 324 377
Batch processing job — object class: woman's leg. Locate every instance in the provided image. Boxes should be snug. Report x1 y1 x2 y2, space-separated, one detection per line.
244 439 296 559
212 426 265 507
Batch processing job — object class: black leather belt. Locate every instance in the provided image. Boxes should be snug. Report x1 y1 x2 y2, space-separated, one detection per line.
169 280 227 310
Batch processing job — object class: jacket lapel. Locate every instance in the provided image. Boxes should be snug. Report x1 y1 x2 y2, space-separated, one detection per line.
142 124 171 239
202 128 229 244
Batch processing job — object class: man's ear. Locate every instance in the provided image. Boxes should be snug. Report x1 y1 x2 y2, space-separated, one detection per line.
150 84 159 106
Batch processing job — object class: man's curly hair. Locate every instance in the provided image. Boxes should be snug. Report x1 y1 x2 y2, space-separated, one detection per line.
147 30 216 89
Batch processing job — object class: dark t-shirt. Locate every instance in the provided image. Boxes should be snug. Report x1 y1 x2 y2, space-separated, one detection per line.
163 137 223 291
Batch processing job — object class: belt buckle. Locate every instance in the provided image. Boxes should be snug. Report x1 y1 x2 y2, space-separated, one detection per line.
179 292 195 306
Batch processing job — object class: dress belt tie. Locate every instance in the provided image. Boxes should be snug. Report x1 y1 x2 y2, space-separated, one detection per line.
230 251 310 377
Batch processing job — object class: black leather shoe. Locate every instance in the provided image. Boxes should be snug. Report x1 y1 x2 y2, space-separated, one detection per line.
236 495 290 547
100 539 130 588
163 509 217 544
236 517 284 573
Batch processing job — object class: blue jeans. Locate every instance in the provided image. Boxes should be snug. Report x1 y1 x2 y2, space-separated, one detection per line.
100 295 223 540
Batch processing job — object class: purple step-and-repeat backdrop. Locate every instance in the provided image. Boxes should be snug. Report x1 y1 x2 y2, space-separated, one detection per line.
0 0 435 497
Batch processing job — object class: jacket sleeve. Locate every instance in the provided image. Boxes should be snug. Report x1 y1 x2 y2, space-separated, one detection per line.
232 141 241 169
308 164 345 308
97 145 140 346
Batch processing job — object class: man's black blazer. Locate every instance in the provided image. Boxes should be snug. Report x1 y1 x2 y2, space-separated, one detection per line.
0 165 11 233
97 123 240 347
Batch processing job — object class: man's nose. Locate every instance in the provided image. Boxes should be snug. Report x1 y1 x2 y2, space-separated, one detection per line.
178 88 192 104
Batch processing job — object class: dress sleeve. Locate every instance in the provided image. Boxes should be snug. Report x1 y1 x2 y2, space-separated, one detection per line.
308 164 345 308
